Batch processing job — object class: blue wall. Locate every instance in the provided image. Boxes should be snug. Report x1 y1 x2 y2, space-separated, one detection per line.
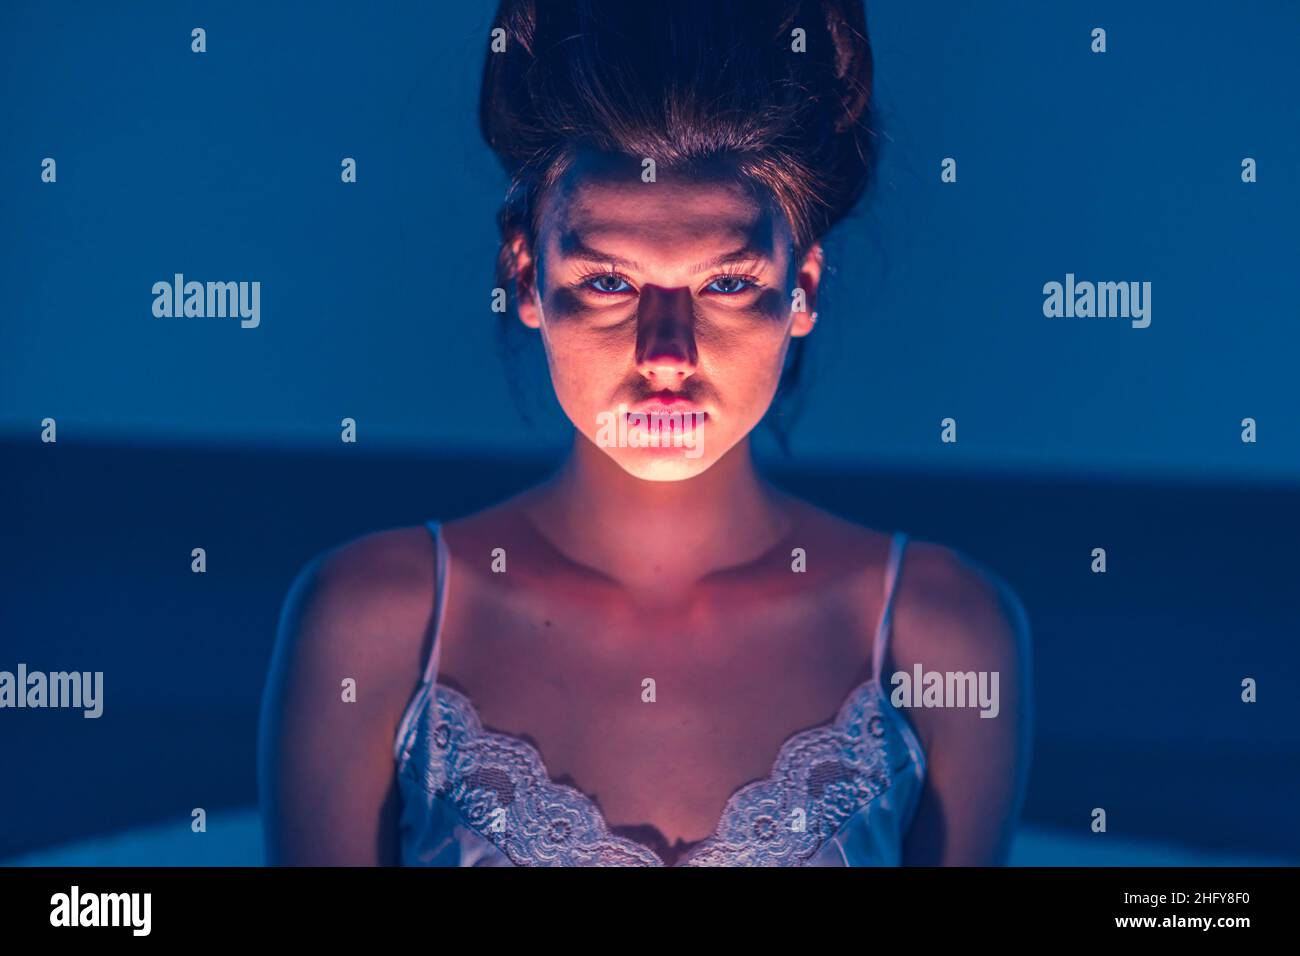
2 0 1296 481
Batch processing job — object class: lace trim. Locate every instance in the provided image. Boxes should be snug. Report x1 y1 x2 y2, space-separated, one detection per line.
400 683 664 865
398 677 915 867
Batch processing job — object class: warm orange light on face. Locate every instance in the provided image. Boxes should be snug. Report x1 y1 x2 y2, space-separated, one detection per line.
517 150 822 481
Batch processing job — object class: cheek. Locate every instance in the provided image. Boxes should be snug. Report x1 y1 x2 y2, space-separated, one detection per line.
537 284 794 416
536 289 632 401
701 288 792 386
754 286 792 322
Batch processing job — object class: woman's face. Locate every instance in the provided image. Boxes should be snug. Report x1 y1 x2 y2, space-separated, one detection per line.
513 149 821 481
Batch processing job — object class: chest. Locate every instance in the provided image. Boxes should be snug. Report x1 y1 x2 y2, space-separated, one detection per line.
432 573 883 848
413 675 904 865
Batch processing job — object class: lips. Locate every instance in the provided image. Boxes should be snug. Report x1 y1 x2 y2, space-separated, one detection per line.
626 392 707 420
627 404 707 420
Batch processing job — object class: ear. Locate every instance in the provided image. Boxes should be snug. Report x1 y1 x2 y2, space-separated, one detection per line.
508 231 543 329
790 242 823 338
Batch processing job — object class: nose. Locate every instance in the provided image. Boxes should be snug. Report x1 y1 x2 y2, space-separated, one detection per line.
634 284 698 385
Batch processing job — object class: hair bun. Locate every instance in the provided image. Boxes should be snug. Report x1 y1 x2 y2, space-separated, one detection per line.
480 0 878 251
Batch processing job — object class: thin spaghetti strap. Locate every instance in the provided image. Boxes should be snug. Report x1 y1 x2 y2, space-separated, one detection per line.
392 520 452 764
871 531 909 681
420 519 450 688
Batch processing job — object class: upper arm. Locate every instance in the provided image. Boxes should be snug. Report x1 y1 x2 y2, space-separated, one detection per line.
257 528 435 865
890 541 1034 866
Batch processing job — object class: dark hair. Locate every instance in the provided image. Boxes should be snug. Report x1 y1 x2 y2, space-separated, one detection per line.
479 0 878 447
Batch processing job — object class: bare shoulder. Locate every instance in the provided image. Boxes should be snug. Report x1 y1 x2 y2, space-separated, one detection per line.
274 524 438 696
290 524 437 628
780 497 1030 653
891 537 1031 672
883 538 1034 806
883 538 1035 864
769 493 1027 653
259 523 439 864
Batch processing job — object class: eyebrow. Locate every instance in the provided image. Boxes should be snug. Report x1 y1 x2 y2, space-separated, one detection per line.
559 234 771 275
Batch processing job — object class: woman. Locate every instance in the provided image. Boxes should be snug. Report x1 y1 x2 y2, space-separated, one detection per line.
258 0 1032 866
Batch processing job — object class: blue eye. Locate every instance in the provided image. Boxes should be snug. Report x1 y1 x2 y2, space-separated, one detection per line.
706 275 754 295
585 274 632 294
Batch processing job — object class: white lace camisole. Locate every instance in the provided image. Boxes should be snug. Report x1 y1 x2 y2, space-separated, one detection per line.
393 520 927 866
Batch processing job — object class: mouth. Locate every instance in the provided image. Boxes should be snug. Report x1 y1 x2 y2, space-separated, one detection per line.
625 391 708 421
623 406 709 430
625 405 708 420
621 399 708 446
600 394 708 458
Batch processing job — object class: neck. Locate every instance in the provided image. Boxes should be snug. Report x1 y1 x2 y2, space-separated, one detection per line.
525 433 792 596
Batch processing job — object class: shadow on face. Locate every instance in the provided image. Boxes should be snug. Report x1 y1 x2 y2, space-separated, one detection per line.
512 149 822 481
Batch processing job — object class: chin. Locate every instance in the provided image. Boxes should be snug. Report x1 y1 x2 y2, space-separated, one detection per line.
607 445 721 482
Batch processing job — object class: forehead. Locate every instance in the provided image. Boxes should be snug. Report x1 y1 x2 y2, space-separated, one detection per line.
537 149 791 261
